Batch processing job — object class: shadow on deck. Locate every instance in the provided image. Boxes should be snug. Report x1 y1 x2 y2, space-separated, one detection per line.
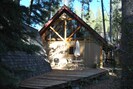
20 68 108 89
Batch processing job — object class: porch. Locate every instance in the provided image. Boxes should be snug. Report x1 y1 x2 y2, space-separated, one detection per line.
20 68 108 89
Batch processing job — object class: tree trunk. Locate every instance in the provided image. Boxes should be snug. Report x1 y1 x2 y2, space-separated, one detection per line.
101 0 106 40
28 0 34 25
121 0 133 88
14 0 20 5
109 0 112 42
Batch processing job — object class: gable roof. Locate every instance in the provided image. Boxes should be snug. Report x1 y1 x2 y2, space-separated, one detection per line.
39 5 107 48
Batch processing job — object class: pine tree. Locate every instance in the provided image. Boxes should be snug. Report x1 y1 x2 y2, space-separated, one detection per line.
112 0 121 44
121 0 133 88
94 8 103 34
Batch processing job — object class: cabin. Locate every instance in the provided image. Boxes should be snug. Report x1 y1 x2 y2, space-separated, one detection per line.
39 5 107 70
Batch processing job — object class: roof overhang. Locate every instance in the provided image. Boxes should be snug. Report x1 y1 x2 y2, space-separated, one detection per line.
39 5 108 49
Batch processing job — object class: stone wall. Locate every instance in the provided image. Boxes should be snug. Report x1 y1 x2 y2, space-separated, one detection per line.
0 25 51 80
0 52 51 80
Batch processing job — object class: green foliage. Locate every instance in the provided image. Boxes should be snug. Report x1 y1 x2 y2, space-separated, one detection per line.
84 0 121 44
94 8 103 33
0 0 22 53
85 8 110 37
21 0 61 26
78 0 92 10
85 10 95 27
112 0 122 43
0 0 42 54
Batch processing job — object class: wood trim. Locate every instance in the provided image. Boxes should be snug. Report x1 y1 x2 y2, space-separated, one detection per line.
50 26 65 42
67 26 81 41
50 20 64 39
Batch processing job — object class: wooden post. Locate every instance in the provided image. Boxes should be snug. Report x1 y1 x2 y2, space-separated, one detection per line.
100 46 103 68
64 20 67 40
50 26 70 46
41 33 46 45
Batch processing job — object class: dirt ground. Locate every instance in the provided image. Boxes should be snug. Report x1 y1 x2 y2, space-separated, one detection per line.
61 68 121 89
82 68 121 89
82 75 120 89
64 73 121 89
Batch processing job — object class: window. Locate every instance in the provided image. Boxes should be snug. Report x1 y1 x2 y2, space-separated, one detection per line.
69 47 74 54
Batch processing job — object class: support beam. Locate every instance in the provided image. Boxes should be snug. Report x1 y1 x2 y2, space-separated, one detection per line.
100 46 103 68
64 20 67 40
41 33 46 44
50 26 70 46
50 26 65 41
67 26 81 41
46 20 63 39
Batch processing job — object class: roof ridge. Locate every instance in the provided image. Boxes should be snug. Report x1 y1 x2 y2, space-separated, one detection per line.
39 5 107 47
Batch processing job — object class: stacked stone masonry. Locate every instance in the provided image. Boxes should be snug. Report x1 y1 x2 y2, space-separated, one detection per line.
0 52 51 80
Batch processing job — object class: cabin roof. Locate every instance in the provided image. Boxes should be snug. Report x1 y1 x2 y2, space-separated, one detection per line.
39 5 107 48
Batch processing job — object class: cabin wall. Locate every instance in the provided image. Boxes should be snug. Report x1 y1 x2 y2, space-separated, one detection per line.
45 41 77 69
83 42 101 68
45 40 102 69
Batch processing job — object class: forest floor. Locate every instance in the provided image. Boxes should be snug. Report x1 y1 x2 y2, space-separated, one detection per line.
62 67 121 89
82 74 120 89
82 67 121 89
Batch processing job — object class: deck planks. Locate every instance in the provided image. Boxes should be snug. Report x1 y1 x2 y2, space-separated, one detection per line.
20 68 108 89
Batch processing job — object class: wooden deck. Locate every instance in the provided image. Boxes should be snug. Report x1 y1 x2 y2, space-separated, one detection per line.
20 68 108 89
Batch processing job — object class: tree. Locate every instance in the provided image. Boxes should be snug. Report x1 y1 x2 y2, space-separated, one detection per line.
111 0 121 44
86 8 109 39
0 0 42 53
78 0 92 19
21 0 61 28
94 8 103 34
85 10 95 28
121 0 133 88
0 0 24 52
0 0 42 88
0 0 62 53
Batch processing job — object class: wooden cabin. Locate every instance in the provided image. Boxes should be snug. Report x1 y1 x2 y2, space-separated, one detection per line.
39 5 107 70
